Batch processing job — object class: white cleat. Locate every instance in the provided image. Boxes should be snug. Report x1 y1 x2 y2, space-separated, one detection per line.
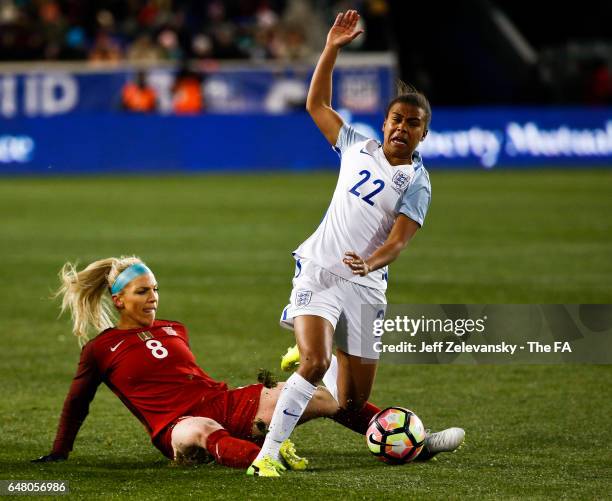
416 427 465 461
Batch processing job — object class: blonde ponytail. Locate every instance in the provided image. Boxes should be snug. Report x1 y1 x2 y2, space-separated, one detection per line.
56 256 144 346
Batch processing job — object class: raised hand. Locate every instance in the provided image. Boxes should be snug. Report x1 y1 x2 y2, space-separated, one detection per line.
326 10 364 49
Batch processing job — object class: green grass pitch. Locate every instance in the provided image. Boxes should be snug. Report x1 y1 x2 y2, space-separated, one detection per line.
0 169 611 499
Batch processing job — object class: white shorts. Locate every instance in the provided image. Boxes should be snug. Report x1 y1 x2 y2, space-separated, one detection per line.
279 257 386 359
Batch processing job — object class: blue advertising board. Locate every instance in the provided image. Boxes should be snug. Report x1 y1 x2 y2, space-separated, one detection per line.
414 108 612 169
0 108 610 174
0 62 393 117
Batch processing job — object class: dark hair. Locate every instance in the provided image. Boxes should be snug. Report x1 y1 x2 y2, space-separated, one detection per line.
385 81 431 129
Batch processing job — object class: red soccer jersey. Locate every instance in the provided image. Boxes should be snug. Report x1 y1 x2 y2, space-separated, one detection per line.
52 320 227 455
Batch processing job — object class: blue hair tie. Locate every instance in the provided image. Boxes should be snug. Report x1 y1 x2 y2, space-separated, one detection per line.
111 263 152 294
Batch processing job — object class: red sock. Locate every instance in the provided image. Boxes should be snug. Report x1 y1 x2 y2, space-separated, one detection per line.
205 429 260 469
332 402 381 435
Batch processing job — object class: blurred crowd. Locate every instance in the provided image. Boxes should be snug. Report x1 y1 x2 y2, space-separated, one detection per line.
0 0 390 63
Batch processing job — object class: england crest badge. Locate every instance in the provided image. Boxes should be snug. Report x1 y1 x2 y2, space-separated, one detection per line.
392 169 413 193
295 290 312 308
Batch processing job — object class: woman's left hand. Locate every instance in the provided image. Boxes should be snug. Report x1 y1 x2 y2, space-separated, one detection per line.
343 251 371 276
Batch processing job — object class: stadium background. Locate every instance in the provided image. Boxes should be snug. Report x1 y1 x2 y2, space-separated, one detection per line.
0 0 610 499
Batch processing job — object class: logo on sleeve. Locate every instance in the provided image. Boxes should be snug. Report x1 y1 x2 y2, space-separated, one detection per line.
295 290 312 308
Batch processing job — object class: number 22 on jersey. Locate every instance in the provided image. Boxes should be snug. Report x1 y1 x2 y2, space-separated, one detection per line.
349 169 385 206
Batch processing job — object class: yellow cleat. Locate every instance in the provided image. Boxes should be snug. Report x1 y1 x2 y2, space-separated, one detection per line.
246 456 287 477
279 439 308 471
280 345 300 372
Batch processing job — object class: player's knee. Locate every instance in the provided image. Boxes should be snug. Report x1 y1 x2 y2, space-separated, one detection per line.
313 387 340 415
299 353 331 382
171 416 223 452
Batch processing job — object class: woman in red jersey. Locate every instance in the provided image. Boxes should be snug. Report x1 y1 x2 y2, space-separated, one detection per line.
33 256 340 476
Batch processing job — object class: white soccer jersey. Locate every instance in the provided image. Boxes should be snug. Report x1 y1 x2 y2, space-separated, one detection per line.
294 123 432 291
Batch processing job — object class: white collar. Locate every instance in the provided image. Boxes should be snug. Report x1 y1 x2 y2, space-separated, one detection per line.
375 144 416 170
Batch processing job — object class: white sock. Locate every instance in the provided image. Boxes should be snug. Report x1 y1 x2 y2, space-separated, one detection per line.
256 372 316 461
322 354 339 402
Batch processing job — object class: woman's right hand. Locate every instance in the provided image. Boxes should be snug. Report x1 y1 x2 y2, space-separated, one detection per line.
326 10 364 49
31 452 68 463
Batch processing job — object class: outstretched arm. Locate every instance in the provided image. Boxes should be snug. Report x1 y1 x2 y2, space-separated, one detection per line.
306 10 364 145
343 214 421 276
32 343 102 462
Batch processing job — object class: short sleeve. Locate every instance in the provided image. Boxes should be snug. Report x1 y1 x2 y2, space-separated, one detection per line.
396 170 432 227
334 123 370 155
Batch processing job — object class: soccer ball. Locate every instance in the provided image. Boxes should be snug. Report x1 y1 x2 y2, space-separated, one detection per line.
366 407 426 464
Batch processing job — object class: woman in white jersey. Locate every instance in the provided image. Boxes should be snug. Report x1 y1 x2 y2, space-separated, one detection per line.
250 10 463 475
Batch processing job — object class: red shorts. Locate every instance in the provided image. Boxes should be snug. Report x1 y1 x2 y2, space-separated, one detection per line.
153 383 264 459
